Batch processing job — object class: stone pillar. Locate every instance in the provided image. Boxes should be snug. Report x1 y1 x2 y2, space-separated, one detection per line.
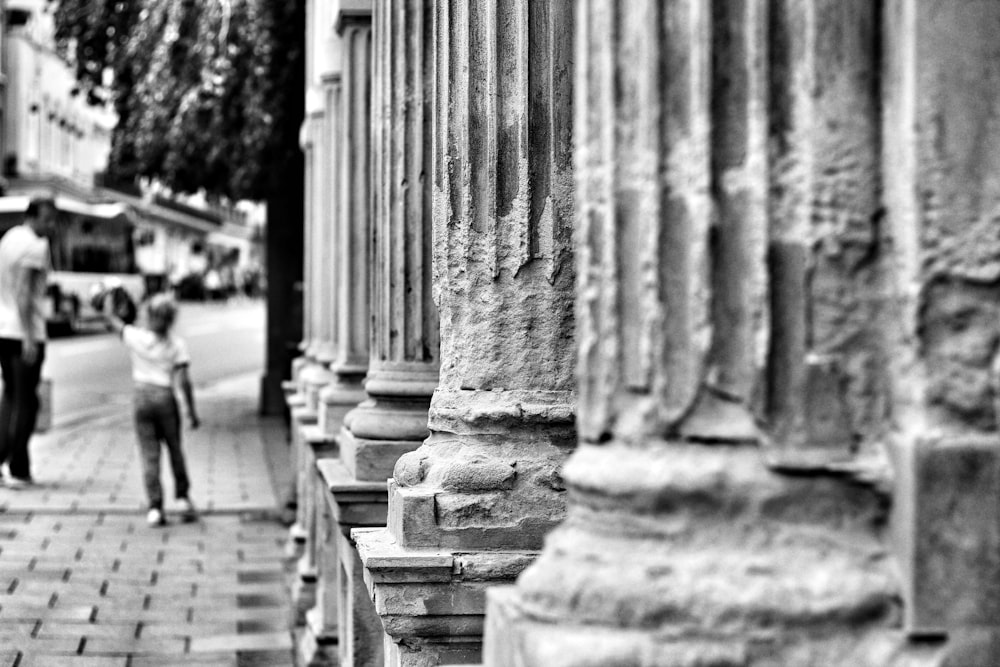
482 1 948 664
355 0 576 663
296 75 344 663
286 101 325 556
299 1 375 664
298 2 371 664
325 0 439 664
317 0 374 442
292 0 341 645
884 0 1000 661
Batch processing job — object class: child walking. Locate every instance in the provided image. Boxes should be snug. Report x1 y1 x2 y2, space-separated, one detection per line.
103 292 200 526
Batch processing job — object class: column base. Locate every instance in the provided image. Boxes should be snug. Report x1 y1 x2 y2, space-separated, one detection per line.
353 527 537 667
478 442 949 666
483 586 947 667
319 377 367 437
301 361 337 414
340 426 424 483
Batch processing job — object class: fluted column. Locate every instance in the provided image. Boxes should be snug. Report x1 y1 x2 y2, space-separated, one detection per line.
296 76 344 664
389 0 576 552
483 1 933 664
293 0 342 652
355 0 575 663
287 99 327 556
317 8 371 437
341 0 439 481
324 1 438 664
884 0 1000 661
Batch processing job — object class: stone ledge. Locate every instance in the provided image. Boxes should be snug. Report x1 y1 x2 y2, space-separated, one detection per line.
317 458 388 530
340 426 424 481
387 480 564 551
299 424 338 454
353 528 538 640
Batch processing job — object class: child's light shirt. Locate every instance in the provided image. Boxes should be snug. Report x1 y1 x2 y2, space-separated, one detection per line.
122 325 190 388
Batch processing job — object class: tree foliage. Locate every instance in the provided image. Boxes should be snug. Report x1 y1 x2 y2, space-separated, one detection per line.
53 0 304 201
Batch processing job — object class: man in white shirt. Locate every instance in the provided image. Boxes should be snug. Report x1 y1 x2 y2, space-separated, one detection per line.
0 197 56 487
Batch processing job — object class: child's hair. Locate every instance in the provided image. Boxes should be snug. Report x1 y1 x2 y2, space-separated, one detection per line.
146 294 178 335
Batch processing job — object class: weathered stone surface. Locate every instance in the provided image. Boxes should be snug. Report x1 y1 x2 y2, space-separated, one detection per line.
883 0 1000 438
381 0 576 553
893 437 1000 635
483 443 909 665
477 1 943 662
486 586 945 667
341 431 426 483
354 527 535 664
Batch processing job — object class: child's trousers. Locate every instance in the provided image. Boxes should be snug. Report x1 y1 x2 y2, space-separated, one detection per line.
133 383 190 510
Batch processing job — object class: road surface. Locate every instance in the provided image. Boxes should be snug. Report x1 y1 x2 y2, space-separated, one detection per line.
44 299 265 428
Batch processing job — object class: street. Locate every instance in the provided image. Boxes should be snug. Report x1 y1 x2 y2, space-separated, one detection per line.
46 299 265 429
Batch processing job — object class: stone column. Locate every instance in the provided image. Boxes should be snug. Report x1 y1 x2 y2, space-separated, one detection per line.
300 2 374 665
355 0 576 663
296 74 344 662
324 0 439 664
317 0 373 440
884 0 1000 662
292 0 341 638
482 1 943 664
286 100 326 557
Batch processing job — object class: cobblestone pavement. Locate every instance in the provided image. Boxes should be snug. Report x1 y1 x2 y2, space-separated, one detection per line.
0 374 295 666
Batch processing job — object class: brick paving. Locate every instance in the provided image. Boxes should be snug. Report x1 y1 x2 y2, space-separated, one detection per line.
0 374 296 666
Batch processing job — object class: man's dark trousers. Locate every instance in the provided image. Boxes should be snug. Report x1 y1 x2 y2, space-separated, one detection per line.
0 337 45 480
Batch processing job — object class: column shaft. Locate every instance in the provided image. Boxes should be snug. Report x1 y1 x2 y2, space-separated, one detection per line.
331 1 438 663
318 13 371 435
388 0 576 552
885 0 1000 656
483 1 915 664
342 0 439 480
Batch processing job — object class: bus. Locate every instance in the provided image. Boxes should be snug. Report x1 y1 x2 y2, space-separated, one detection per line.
0 195 144 334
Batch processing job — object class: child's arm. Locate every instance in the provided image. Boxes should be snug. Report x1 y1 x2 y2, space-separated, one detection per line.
175 364 200 429
100 293 126 335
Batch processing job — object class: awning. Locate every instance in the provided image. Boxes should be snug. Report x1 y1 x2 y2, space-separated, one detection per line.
0 196 132 220
55 197 130 220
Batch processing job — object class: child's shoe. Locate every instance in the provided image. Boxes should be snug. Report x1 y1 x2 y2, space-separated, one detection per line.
178 498 198 523
7 476 34 490
147 508 166 527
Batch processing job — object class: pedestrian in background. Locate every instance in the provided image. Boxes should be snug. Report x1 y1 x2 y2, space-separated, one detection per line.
0 197 56 487
101 292 201 526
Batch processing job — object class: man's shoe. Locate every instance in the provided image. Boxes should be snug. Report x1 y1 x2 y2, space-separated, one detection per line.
7 476 33 490
178 498 198 523
146 508 166 527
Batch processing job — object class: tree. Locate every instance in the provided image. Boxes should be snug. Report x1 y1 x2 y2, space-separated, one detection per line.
53 0 304 203
54 0 306 414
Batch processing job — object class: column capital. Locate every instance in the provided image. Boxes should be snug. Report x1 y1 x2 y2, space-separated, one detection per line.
335 0 372 33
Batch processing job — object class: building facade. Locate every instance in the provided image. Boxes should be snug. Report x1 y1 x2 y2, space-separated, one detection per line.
2 0 115 201
289 1 999 665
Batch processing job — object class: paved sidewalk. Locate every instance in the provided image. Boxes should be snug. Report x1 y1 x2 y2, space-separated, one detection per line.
0 374 296 666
